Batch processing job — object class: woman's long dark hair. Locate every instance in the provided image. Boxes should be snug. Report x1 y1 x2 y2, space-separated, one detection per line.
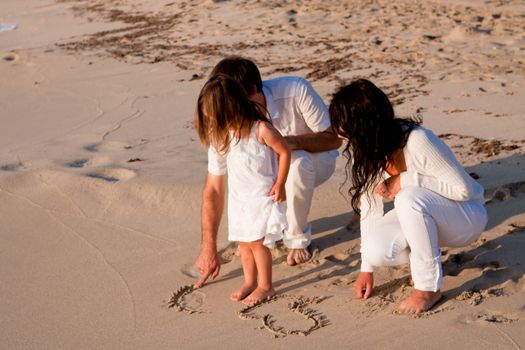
329 79 421 213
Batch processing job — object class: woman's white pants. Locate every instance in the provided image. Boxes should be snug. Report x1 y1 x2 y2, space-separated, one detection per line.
361 187 487 292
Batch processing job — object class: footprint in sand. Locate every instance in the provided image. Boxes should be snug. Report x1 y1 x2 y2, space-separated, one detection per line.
469 311 518 324
322 244 359 266
0 162 23 171
1 52 19 63
482 266 517 280
443 240 500 276
238 294 329 338
167 285 206 314
180 263 200 279
65 155 111 169
218 242 239 264
66 159 89 168
85 168 136 183
324 253 348 265
296 250 359 286
84 144 99 153
455 288 505 306
85 140 136 153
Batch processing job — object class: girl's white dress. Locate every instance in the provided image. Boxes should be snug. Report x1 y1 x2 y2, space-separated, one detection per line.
226 122 287 248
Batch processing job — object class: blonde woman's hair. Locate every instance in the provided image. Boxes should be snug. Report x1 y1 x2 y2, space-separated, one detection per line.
195 74 269 153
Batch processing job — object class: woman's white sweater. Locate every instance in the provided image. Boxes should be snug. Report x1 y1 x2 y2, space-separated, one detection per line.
359 126 485 241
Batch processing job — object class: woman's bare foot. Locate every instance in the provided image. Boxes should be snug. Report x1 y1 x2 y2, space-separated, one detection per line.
242 287 276 305
395 290 442 314
229 283 257 302
286 247 311 266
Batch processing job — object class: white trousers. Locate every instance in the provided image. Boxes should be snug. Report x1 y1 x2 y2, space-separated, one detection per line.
361 187 487 292
283 150 337 249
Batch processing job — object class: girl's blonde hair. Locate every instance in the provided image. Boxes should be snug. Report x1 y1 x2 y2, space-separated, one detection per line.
195 74 269 153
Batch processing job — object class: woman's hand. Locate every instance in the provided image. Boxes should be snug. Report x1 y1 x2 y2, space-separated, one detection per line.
354 272 374 299
375 174 401 200
269 182 286 203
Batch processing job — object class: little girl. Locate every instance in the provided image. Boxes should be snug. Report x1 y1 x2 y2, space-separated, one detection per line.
195 74 291 305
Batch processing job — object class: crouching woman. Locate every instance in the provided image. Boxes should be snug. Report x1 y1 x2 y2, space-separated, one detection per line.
328 79 487 313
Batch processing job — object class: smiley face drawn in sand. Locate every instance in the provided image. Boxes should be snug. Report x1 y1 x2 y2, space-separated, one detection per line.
237 295 329 338
167 285 206 314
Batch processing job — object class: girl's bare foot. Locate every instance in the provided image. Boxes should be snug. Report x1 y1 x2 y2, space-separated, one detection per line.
242 287 276 305
395 290 442 314
230 283 257 302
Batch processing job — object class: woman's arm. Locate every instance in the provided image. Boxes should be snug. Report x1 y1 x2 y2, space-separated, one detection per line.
359 186 385 275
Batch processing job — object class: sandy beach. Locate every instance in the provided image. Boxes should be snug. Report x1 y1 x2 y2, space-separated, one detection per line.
1 0 524 348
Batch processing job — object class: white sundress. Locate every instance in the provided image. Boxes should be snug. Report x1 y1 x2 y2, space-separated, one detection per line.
226 122 287 248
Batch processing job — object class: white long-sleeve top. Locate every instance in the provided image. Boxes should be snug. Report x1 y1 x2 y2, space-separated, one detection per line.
359 126 485 272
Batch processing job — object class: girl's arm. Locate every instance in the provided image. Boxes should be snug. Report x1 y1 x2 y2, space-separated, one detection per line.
258 121 291 202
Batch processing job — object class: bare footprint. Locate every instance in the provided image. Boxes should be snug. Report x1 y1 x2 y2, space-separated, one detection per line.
85 168 136 183
1 52 19 63
324 253 350 265
180 263 200 279
0 162 23 171
66 159 89 168
65 156 111 169
84 144 99 152
218 242 238 264
472 311 518 324
455 288 505 306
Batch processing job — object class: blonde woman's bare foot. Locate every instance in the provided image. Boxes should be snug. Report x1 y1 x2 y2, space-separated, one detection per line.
395 290 442 314
286 247 311 266
242 287 276 305
230 283 257 302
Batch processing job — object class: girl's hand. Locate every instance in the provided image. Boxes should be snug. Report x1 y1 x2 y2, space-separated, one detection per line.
375 174 401 200
258 122 291 204
354 272 374 299
269 182 286 203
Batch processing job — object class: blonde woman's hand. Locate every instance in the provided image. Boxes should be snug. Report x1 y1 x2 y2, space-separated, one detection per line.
354 272 374 299
375 174 401 200
269 182 286 203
